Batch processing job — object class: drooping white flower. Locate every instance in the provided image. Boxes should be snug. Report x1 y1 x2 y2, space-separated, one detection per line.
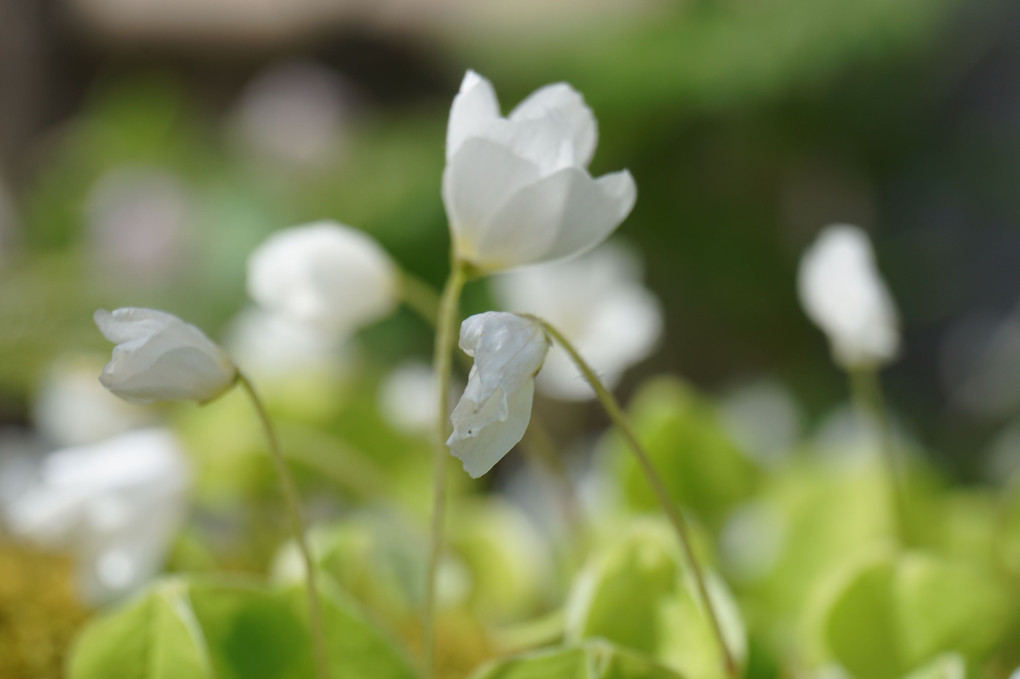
2 428 191 603
492 241 661 400
443 70 637 273
797 225 900 368
247 221 398 334
447 312 550 478
94 308 238 404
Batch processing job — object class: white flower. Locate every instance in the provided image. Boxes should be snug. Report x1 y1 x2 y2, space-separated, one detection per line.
447 312 550 478
443 70 637 273
378 362 439 435
247 220 398 334
492 241 661 400
2 428 191 603
225 306 348 380
95 308 238 404
797 225 900 368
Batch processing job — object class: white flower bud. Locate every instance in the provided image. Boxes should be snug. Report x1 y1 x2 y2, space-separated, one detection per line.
447 312 550 478
94 308 237 404
247 220 398 335
443 70 637 273
797 225 900 369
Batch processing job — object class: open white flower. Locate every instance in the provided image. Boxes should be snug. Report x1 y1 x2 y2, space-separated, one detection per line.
2 428 191 603
492 241 661 400
247 220 398 334
443 70 637 273
95 307 237 404
447 312 550 478
797 225 900 369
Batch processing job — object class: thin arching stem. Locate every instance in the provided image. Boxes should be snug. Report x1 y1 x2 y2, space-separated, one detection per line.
849 367 910 545
423 259 469 679
237 373 329 679
535 318 739 679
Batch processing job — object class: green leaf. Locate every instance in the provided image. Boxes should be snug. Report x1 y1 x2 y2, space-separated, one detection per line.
605 378 759 526
68 579 216 679
187 580 310 679
68 576 419 679
469 641 684 679
813 551 1013 679
280 577 419 679
564 521 746 679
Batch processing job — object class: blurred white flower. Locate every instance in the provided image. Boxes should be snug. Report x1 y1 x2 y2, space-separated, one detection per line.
225 306 347 380
719 379 801 466
443 70 636 273
95 308 238 404
2 428 190 603
448 312 550 478
378 362 438 435
233 60 353 169
85 166 193 281
797 225 900 369
492 241 661 400
32 357 152 447
247 221 398 335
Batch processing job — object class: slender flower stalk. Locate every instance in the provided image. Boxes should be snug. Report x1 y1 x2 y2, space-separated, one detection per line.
848 367 909 544
398 269 442 325
534 317 738 679
424 258 470 678
237 373 329 679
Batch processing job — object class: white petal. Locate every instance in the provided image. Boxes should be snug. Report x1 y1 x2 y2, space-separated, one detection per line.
446 70 501 161
449 378 536 479
442 138 542 262
475 168 636 270
247 221 397 334
510 83 598 168
95 308 236 404
797 225 900 368
447 312 550 478
94 308 175 344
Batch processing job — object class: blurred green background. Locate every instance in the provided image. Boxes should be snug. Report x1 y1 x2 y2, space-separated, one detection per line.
2 0 1020 476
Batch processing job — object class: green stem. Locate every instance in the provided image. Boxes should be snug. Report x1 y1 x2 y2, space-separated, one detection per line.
399 269 442 325
536 319 739 679
423 259 469 679
237 374 329 679
848 367 909 545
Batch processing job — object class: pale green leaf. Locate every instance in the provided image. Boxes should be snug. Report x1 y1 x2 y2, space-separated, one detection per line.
564 521 745 679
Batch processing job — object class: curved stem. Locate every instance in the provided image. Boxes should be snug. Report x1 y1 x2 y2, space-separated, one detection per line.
399 269 442 325
536 319 739 679
849 367 909 545
423 259 469 679
237 374 329 679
